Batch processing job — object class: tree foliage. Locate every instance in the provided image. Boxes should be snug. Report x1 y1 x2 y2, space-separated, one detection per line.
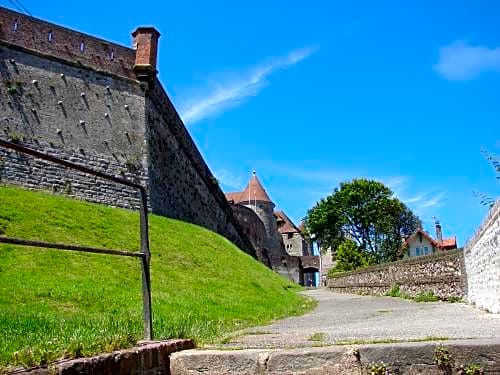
306 179 421 263
474 148 500 208
329 239 372 274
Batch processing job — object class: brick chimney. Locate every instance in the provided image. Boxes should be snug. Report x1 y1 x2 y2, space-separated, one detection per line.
435 220 443 244
132 27 160 82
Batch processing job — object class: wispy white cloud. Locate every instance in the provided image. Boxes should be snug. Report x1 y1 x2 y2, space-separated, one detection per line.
434 41 500 81
179 46 319 124
416 192 446 209
214 168 247 190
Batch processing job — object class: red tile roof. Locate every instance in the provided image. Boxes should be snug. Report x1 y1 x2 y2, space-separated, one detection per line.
225 192 242 203
440 237 457 249
274 210 300 234
224 173 273 205
239 172 273 204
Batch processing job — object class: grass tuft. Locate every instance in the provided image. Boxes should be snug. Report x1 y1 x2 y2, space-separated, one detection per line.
308 332 326 342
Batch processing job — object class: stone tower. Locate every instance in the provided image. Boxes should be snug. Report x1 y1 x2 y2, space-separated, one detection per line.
238 172 285 257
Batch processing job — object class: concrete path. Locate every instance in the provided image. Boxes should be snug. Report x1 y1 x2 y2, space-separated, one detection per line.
220 289 500 349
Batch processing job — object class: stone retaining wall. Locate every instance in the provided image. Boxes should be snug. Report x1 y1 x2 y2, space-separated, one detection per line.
464 200 500 313
327 250 465 299
10 339 194 375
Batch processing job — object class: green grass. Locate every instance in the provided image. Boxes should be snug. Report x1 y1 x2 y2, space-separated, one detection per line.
335 336 449 345
308 332 326 342
385 284 440 302
0 185 315 369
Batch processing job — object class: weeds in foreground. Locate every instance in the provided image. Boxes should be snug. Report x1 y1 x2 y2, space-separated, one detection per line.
385 284 454 303
308 332 326 342
335 336 449 345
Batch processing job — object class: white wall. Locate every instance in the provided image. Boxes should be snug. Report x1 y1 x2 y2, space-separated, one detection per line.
464 200 500 313
407 236 436 257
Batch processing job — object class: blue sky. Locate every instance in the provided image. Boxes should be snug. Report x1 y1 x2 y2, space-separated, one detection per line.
9 1 499 246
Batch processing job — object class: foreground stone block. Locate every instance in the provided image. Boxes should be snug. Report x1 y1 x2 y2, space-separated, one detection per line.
169 349 265 375
170 338 500 375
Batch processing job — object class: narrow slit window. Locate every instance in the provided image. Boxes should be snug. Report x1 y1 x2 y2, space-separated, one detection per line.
80 41 85 53
110 50 114 60
48 30 53 42
13 20 18 31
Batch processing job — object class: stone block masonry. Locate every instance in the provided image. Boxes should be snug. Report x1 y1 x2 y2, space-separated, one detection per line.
170 339 500 374
0 6 256 258
0 7 137 79
327 250 465 300
464 200 500 313
0 43 148 209
11 339 194 375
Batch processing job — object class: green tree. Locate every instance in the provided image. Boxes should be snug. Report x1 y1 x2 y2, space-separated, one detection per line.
329 239 372 274
306 178 421 263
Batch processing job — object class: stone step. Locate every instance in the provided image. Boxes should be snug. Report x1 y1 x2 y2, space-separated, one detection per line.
170 338 500 375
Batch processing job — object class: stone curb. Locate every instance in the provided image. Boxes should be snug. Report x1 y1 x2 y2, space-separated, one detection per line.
170 338 500 375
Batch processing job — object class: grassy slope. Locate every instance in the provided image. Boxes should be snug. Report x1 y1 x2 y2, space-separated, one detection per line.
0 186 313 368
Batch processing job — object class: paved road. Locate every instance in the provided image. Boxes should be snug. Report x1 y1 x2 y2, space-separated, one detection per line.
221 289 500 349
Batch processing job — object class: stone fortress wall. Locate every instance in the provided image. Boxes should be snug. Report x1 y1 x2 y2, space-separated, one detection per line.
0 7 255 257
0 42 148 208
464 200 500 313
229 203 271 267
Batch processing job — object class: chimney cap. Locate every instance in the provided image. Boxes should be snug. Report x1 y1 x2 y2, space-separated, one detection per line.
132 27 161 38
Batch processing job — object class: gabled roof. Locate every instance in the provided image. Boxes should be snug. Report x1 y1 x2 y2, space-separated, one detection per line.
275 210 300 234
405 229 458 250
239 172 273 204
405 229 439 247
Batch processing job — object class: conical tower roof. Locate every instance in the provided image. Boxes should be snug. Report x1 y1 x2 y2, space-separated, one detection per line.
240 171 273 204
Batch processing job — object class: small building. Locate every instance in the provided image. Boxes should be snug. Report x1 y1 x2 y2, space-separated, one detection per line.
405 221 457 257
275 210 312 257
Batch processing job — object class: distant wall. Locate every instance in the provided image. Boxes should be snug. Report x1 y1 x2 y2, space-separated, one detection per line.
320 246 335 282
282 232 307 256
327 250 465 300
251 201 284 258
270 255 303 284
464 200 500 313
230 203 270 266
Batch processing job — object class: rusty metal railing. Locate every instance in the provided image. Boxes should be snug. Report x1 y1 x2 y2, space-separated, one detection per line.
0 139 153 340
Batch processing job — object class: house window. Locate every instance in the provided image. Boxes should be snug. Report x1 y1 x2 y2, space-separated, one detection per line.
287 233 293 239
416 247 420 256
424 246 429 255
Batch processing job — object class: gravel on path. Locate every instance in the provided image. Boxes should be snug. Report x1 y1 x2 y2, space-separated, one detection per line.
220 289 500 349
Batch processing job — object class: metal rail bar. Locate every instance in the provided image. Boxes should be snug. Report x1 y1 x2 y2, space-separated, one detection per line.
0 139 153 340
0 237 144 258
0 138 142 189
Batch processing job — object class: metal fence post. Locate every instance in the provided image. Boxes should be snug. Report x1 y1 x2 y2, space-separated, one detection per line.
139 187 153 340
